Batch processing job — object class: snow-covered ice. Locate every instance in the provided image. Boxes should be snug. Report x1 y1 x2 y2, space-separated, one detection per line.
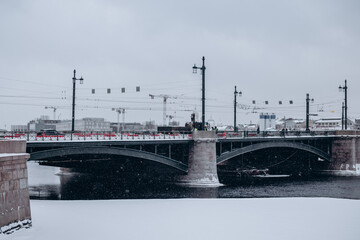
3 198 360 240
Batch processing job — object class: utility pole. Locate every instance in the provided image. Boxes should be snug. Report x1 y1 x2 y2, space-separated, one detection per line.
193 57 206 130
339 80 348 129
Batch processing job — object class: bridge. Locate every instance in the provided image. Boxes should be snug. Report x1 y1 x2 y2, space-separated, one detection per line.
4 130 360 184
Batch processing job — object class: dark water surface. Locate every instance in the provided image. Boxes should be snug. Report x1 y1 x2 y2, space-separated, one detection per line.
28 162 360 200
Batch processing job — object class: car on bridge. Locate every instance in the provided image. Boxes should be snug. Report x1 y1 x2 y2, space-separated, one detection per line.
37 129 64 137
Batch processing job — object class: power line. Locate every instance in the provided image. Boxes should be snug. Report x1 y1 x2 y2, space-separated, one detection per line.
0 76 68 88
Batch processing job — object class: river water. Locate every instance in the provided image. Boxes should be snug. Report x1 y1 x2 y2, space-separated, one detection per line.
27 162 360 200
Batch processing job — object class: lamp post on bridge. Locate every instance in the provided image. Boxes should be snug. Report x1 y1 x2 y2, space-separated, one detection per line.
306 93 314 132
192 56 206 130
234 86 242 132
342 102 345 130
71 69 84 135
339 79 348 130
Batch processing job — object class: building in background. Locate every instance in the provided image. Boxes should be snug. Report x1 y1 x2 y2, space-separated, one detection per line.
27 115 60 132
275 118 306 130
11 125 28 132
259 113 276 131
110 121 157 132
56 118 111 132
314 118 341 130
314 118 353 130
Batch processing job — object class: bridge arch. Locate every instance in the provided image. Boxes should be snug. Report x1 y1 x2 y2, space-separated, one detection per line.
29 146 187 173
217 141 331 164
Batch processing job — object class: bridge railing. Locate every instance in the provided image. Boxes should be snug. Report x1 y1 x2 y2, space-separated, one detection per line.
217 130 338 139
0 130 353 141
0 131 193 141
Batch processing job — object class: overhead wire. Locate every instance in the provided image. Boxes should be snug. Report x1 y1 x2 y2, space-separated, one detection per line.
0 79 350 122
0 76 68 89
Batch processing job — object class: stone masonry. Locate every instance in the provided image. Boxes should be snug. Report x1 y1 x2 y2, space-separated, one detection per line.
324 131 360 176
0 140 31 234
178 131 221 186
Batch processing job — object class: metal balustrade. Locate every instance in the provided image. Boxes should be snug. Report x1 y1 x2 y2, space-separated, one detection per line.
219 130 338 139
0 131 193 141
0 130 349 142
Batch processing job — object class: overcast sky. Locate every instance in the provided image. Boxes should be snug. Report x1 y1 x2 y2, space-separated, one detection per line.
1 0 359 129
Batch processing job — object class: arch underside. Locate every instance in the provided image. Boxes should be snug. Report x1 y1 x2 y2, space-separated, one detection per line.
217 141 331 164
29 146 187 173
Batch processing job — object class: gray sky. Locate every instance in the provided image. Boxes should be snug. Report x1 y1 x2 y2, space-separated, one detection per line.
1 0 360 129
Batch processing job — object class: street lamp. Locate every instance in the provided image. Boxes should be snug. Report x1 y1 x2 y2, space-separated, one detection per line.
71 69 84 134
305 93 314 132
192 56 206 130
342 102 345 130
234 86 242 132
339 79 348 130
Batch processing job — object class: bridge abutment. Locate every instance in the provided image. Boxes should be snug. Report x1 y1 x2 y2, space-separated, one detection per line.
0 140 31 234
177 131 221 186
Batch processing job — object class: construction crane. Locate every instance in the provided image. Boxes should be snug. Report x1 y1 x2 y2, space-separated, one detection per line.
149 94 179 126
112 108 125 133
45 106 58 120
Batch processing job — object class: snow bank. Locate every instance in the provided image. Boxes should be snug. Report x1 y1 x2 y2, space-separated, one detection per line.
3 198 360 240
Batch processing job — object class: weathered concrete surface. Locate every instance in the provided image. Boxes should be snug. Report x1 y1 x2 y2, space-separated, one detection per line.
178 131 221 186
0 140 31 234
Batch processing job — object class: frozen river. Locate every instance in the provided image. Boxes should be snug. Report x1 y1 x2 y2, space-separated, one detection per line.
27 162 360 200
3 162 360 240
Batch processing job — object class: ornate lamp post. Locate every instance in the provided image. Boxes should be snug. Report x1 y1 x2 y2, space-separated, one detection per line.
339 79 348 130
71 69 84 134
234 86 242 132
305 93 314 132
192 56 206 130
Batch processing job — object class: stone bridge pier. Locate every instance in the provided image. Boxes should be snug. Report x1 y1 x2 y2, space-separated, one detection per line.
177 131 221 186
328 133 360 176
